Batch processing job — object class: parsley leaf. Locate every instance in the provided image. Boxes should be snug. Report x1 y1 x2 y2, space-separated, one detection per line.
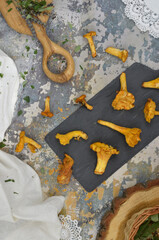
18 110 23 116
23 96 30 103
8 8 12 12
23 80 27 87
6 0 12 4
75 45 81 53
80 65 83 70
0 73 4 78
62 38 69 44
25 46 30 52
5 179 15 182
68 22 73 29
0 142 6 148
20 72 25 80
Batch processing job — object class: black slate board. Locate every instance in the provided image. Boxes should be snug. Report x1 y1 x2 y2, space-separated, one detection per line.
45 63 159 192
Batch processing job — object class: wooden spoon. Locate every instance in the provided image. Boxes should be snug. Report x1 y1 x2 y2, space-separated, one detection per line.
0 0 75 83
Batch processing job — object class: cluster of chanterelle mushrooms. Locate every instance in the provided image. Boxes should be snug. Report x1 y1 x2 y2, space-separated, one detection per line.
55 31 159 181
16 30 159 185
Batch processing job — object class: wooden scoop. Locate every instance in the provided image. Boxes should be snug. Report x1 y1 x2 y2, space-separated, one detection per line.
0 0 75 83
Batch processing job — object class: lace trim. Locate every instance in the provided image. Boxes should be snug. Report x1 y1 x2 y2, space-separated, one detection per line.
59 215 82 240
122 0 159 38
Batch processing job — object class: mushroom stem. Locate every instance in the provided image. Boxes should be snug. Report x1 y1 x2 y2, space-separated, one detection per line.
41 96 54 117
87 37 96 57
120 72 127 91
84 101 93 110
155 111 159 116
95 151 111 175
83 31 96 58
16 131 25 152
75 94 93 110
142 78 159 89
98 120 125 135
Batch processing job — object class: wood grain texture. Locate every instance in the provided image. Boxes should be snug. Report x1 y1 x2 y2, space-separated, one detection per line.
97 179 159 240
0 0 75 83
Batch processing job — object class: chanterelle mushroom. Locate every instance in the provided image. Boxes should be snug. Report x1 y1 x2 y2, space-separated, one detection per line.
83 31 96 57
56 130 88 145
105 47 128 62
16 131 42 153
75 94 93 110
112 72 135 110
57 154 74 184
142 77 159 89
90 142 119 175
98 120 141 148
41 96 54 118
144 98 159 123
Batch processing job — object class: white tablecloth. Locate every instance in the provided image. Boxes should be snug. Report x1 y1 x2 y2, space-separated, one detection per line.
0 50 19 142
0 150 65 240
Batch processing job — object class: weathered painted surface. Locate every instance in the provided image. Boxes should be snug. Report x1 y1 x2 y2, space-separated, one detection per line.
0 0 159 239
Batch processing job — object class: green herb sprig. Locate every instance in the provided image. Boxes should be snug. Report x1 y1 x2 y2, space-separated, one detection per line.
135 214 159 240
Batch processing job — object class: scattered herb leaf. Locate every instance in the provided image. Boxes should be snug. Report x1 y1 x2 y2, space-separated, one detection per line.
8 8 12 12
68 22 73 29
31 85 35 89
5 179 15 182
34 49 37 54
20 72 25 80
62 38 69 44
0 73 4 78
23 80 27 87
6 0 12 4
75 45 81 53
25 46 30 52
24 71 28 75
18 110 23 116
40 168 45 174
80 65 83 70
23 96 30 103
13 192 18 194
0 142 6 148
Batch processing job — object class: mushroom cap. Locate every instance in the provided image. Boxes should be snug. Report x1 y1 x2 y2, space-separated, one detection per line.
83 31 96 38
144 98 156 123
90 142 108 152
90 142 119 154
75 94 86 103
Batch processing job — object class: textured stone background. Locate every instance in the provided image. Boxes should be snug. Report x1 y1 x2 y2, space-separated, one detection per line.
0 0 159 239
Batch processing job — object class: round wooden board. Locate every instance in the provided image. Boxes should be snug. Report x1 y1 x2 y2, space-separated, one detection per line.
97 179 159 240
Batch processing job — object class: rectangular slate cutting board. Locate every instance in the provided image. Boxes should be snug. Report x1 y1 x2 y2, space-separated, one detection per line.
45 63 159 192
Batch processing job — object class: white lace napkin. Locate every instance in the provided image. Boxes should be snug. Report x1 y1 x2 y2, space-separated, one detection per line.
122 0 159 38
59 215 82 240
0 50 19 142
0 150 65 240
